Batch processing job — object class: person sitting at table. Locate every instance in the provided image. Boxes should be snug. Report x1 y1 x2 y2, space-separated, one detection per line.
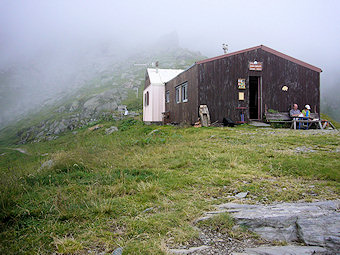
301 104 311 129
302 104 311 118
290 103 303 129
290 104 301 117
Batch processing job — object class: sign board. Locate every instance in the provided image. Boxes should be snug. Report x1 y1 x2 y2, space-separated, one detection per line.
238 92 244 101
238 78 246 89
249 61 263 71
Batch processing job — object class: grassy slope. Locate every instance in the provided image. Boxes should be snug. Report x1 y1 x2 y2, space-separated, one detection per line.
0 119 339 254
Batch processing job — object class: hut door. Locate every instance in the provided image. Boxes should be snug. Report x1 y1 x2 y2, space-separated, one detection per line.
249 76 260 119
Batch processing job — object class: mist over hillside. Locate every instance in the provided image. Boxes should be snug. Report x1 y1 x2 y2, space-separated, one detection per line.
1 0 339 128
0 33 206 144
0 32 200 128
0 40 128 127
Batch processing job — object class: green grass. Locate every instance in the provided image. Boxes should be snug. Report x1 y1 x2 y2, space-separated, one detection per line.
0 119 339 254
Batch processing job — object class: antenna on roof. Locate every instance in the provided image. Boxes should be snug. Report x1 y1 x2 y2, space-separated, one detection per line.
155 61 159 73
222 43 228 54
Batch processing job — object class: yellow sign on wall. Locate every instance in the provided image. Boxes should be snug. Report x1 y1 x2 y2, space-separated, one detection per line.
239 92 244 101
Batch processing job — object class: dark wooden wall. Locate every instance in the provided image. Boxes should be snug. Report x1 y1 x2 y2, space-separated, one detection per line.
165 48 320 124
198 48 320 123
260 50 320 115
198 50 258 123
165 65 199 124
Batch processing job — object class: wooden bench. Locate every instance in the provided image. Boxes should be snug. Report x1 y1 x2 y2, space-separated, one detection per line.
265 112 328 130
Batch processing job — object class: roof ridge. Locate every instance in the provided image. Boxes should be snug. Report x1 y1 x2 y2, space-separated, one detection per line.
196 45 322 73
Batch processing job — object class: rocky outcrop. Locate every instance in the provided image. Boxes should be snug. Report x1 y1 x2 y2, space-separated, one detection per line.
218 201 340 251
195 200 340 254
15 84 136 143
6 46 205 144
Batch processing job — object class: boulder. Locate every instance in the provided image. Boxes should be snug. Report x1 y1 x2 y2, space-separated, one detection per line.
54 121 67 134
105 126 118 135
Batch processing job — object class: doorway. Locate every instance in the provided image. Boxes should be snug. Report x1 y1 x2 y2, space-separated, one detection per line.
249 76 260 119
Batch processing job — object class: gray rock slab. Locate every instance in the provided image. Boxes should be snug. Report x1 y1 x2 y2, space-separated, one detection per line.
217 200 340 253
242 245 328 255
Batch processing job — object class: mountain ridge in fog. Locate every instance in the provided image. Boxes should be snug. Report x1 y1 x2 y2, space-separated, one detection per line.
0 32 192 128
0 40 205 144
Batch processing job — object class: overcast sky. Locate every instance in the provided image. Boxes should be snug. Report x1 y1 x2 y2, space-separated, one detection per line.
0 0 339 99
1 0 340 62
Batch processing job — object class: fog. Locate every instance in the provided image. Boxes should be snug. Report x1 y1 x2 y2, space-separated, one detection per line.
1 0 340 125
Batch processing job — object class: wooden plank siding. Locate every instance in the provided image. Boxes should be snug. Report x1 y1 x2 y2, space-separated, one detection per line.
260 49 320 115
164 46 320 125
165 65 199 124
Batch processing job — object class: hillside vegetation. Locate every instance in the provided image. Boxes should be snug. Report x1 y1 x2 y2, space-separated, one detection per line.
0 46 205 145
0 118 339 254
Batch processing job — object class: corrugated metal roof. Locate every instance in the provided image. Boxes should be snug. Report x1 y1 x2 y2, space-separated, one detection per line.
196 45 322 73
147 68 184 85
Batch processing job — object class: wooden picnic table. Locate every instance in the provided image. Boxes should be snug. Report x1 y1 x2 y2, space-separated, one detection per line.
265 112 336 130
291 118 323 130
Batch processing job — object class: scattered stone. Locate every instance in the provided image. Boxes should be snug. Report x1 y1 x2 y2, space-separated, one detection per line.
169 245 210 254
105 126 118 135
72 131 78 135
40 159 54 170
148 129 160 135
142 207 154 213
41 153 49 156
46 136 58 141
88 124 103 131
295 146 316 153
0 152 6 156
235 192 249 199
111 247 123 255
12 148 28 154
54 121 67 135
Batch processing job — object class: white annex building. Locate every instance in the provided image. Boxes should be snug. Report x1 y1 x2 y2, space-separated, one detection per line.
143 68 184 123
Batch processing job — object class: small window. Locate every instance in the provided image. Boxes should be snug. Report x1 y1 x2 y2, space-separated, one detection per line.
165 90 170 103
181 82 188 102
175 86 180 103
145 91 149 106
